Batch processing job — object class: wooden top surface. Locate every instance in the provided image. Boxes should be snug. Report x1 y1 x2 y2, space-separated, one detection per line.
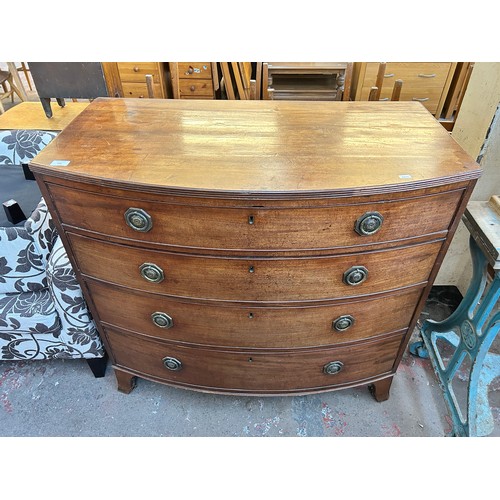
0 101 90 131
463 197 500 269
30 98 481 198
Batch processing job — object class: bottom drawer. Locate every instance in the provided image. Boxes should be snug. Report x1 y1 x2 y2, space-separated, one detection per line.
106 327 403 394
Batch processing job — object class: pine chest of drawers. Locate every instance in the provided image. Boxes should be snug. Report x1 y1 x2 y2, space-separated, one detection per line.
29 98 481 400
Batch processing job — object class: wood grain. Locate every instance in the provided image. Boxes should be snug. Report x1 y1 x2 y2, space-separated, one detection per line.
45 181 463 252
107 326 404 394
68 233 443 302
87 278 423 348
30 99 480 197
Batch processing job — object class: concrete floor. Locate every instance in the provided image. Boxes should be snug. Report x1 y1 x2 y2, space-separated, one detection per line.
0 330 452 437
1 64 499 438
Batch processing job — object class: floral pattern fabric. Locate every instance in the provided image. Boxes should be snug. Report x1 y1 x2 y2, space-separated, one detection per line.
0 198 104 361
0 226 47 294
0 130 57 165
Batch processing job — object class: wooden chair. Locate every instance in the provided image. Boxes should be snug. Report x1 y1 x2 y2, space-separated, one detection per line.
16 62 33 91
368 63 403 102
0 68 25 114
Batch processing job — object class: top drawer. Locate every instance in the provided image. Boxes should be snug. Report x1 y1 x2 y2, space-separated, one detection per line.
46 182 464 253
177 63 213 79
363 63 452 88
117 62 163 83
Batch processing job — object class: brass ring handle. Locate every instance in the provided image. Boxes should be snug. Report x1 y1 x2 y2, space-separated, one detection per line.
124 208 153 232
343 266 368 286
151 312 173 329
139 263 165 283
163 356 182 371
412 97 430 102
332 315 355 332
323 361 344 375
355 211 384 236
417 73 436 78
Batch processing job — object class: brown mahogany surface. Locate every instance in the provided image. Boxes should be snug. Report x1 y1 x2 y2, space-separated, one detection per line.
30 98 481 398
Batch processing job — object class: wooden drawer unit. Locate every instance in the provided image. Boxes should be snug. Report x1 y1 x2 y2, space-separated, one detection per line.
352 62 457 116
30 98 481 401
170 62 216 99
102 62 167 99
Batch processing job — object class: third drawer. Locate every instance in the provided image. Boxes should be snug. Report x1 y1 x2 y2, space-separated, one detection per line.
87 278 423 348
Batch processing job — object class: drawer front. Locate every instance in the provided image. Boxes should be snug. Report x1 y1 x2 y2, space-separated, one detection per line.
117 62 162 82
88 279 422 347
179 79 214 97
361 63 452 113
177 63 212 79
69 233 442 302
121 81 163 99
107 326 403 393
46 183 462 252
363 62 452 88
359 85 443 113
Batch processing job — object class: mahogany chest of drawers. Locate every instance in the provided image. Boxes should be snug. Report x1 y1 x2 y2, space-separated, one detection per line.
30 98 481 400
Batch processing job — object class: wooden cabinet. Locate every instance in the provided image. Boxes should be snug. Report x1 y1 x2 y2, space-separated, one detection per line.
169 62 217 99
102 62 167 98
30 99 481 401
263 62 352 101
351 62 457 116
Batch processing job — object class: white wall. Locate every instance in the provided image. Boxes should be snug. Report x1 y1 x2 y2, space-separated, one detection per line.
435 62 500 292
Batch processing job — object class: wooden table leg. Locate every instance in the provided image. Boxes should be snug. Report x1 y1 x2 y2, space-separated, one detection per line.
114 368 137 394
370 377 394 402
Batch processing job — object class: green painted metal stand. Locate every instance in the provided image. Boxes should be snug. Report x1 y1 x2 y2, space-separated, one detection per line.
412 199 500 437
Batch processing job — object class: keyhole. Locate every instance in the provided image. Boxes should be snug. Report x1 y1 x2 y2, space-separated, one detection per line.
248 357 253 362
249 265 255 273
248 215 254 225
248 312 254 319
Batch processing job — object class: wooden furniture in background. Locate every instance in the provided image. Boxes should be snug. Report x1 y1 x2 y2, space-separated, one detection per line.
101 62 167 99
0 67 25 114
16 62 33 91
368 63 403 102
351 62 457 117
30 99 481 400
0 101 89 131
262 62 353 101
28 62 109 118
439 62 474 131
169 63 218 99
219 62 258 100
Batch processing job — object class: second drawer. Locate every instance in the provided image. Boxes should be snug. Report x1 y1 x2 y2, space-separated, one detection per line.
68 233 442 302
